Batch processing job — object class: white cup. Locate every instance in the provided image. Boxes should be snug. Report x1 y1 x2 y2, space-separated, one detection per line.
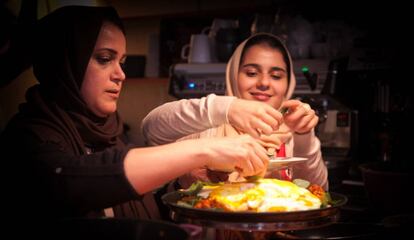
181 34 212 63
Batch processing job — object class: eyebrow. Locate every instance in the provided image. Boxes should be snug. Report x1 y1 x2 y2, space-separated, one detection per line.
241 63 286 73
96 48 127 59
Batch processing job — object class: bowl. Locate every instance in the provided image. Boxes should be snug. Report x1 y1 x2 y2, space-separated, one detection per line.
359 161 412 215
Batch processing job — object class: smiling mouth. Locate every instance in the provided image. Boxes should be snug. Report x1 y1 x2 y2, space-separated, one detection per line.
250 92 272 100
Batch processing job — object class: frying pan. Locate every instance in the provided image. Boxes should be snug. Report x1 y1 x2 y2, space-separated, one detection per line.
162 191 347 231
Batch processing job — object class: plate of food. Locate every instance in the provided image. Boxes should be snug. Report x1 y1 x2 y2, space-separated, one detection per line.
162 178 347 231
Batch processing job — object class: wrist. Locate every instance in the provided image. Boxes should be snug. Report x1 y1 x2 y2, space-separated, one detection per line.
194 138 212 168
295 130 311 135
210 95 236 126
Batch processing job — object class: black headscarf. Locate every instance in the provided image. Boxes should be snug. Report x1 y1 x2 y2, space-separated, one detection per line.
22 5 125 154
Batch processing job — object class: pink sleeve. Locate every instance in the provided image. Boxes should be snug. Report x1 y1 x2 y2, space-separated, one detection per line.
291 130 329 190
141 94 236 146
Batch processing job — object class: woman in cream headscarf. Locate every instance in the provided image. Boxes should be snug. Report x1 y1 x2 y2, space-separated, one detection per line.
142 33 328 190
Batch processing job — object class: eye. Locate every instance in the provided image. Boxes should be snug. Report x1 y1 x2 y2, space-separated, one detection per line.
271 75 282 80
246 71 257 77
96 56 112 65
270 71 285 80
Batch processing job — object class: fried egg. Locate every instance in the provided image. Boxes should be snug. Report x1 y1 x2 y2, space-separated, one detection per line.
202 178 321 212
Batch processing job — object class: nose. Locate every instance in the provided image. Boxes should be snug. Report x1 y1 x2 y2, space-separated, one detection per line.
257 75 270 90
112 63 126 82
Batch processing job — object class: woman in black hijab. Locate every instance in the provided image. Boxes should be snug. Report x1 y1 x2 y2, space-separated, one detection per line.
0 5 270 219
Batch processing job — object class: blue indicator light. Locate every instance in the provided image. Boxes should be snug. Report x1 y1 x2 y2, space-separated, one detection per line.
188 82 196 88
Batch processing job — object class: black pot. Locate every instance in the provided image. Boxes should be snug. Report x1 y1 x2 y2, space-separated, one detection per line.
360 161 412 215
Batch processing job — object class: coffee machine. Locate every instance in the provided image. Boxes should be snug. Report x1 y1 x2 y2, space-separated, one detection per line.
292 59 358 187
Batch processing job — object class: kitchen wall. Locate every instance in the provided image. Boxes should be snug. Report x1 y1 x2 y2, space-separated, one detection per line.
0 68 37 131
117 78 176 146
123 18 160 55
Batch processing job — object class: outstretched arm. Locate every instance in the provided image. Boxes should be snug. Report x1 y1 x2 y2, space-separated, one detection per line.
141 94 284 146
124 135 269 194
141 94 234 145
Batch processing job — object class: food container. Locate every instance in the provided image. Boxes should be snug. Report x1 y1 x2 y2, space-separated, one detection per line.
162 191 347 232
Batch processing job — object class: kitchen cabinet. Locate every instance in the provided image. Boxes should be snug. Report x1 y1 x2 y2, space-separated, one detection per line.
107 0 276 19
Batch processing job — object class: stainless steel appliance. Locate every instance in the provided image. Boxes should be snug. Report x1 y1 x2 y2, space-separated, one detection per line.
292 59 358 188
295 94 358 190
168 59 330 98
169 63 226 99
296 94 357 157
291 59 357 158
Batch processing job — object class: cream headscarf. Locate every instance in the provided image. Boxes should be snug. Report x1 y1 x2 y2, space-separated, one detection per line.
220 33 297 139
181 33 296 140
225 33 296 100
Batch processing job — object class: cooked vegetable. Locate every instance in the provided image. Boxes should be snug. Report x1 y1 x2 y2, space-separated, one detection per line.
293 178 310 189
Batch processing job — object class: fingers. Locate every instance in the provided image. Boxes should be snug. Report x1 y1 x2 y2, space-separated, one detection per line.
294 108 314 128
263 107 284 131
257 141 279 149
283 100 318 134
260 133 283 143
280 99 302 110
296 114 319 133
257 128 292 153
257 137 282 149
248 107 283 136
204 134 270 177
239 139 269 177
250 118 274 136
245 127 262 139
228 99 284 138
285 103 312 119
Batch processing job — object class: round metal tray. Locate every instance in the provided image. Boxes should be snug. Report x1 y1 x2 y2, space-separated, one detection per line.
162 191 347 231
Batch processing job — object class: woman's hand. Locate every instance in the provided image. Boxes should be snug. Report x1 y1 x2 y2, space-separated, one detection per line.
281 99 318 134
202 134 269 177
227 98 284 138
178 168 229 188
257 124 292 151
